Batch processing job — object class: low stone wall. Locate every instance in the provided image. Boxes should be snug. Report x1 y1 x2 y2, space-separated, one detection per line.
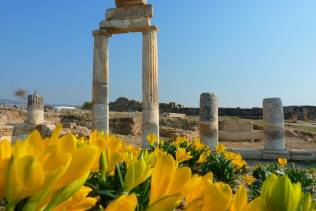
219 120 253 131
231 148 316 161
110 117 141 136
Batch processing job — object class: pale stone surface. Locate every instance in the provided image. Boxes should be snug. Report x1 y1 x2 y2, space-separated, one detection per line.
231 148 263 160
200 93 218 148
263 149 290 160
263 98 285 150
220 120 253 131
290 150 316 161
219 130 264 141
142 26 159 146
92 30 111 133
115 0 147 7
25 94 44 125
100 17 150 34
106 5 153 20
162 113 186 118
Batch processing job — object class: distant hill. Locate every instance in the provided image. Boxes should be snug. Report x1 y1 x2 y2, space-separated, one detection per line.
0 98 24 106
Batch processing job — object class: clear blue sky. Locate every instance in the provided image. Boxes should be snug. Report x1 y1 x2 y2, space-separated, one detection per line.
0 0 315 107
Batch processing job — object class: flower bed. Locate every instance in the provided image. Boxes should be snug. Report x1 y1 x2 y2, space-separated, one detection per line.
0 125 315 211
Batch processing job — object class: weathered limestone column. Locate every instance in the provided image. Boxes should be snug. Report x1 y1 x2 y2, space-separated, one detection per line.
200 93 218 148
263 98 285 150
142 26 159 146
92 29 111 132
25 94 44 125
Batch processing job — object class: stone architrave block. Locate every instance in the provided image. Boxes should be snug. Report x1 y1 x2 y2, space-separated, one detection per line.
106 5 153 20
290 150 316 161
262 149 291 160
100 17 150 34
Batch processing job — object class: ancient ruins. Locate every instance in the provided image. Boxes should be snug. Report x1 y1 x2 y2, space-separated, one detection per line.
25 93 44 125
0 0 315 162
200 94 315 161
91 0 159 146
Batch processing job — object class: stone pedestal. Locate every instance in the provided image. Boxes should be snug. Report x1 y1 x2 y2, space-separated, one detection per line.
92 29 111 133
263 98 285 150
25 94 44 125
142 26 159 146
200 93 218 148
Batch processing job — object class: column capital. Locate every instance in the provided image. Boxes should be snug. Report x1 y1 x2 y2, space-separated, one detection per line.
141 25 158 33
92 29 112 37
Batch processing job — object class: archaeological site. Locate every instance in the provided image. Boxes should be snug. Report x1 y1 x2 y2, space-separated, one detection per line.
0 0 315 210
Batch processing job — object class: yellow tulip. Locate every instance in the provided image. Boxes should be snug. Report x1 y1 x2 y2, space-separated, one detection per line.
243 175 256 185
201 182 232 211
46 173 90 210
185 172 213 206
230 185 248 211
197 151 210 163
0 139 11 198
123 159 152 193
13 130 44 158
216 144 225 154
105 193 138 211
106 150 124 171
0 139 12 160
146 193 182 211
261 175 302 211
23 151 72 210
176 147 193 163
146 133 158 145
174 136 188 146
278 157 287 167
193 138 205 151
224 151 247 169
52 186 97 211
150 154 192 207
52 145 99 191
5 155 45 206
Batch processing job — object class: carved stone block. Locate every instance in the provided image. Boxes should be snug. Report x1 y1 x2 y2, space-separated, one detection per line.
115 0 147 7
106 5 152 20
100 17 150 34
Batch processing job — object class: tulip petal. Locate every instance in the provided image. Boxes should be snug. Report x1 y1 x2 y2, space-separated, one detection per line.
150 154 177 204
146 194 182 211
105 193 138 211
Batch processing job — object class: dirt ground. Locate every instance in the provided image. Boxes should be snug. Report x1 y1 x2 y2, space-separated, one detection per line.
1 107 316 151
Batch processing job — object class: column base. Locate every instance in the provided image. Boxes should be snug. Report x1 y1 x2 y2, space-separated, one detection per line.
142 108 159 147
92 104 109 133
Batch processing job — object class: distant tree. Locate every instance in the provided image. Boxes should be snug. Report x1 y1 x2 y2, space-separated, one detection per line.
14 88 28 103
82 101 92 110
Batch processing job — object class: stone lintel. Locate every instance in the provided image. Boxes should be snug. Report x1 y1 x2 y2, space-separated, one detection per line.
231 148 263 160
115 0 147 7
100 17 151 34
106 5 153 20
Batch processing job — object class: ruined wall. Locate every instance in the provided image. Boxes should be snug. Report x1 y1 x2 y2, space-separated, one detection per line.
109 97 316 120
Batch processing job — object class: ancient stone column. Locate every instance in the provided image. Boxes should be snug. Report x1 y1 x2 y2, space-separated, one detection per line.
200 93 218 148
142 26 159 146
25 94 44 125
263 98 285 150
92 29 111 133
